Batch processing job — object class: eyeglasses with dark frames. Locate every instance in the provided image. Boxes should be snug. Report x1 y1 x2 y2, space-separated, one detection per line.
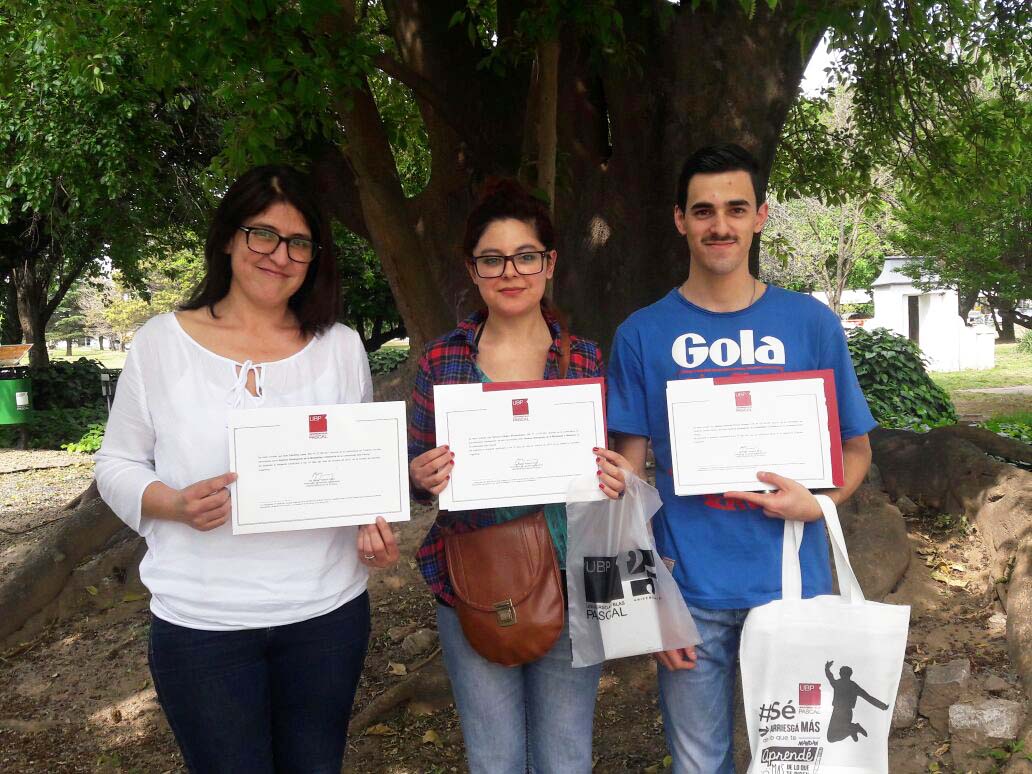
238 226 318 264
469 250 551 278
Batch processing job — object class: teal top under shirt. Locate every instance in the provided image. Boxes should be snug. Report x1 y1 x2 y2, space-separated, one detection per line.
474 363 569 569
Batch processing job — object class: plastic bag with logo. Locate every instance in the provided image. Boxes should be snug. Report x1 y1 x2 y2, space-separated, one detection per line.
565 470 701 667
740 495 910 774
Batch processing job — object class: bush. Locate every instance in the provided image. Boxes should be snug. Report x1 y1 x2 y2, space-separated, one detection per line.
982 412 1032 446
1017 330 1032 355
846 327 958 431
368 346 409 375
0 407 108 450
31 358 119 410
63 421 107 454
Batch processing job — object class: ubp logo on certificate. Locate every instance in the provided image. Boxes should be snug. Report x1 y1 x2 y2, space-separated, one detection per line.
308 414 328 438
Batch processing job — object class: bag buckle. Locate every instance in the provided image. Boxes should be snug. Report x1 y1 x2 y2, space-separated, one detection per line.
494 600 517 627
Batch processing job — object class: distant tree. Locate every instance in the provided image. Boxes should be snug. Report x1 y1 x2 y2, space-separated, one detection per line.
891 95 1031 340
0 1 215 366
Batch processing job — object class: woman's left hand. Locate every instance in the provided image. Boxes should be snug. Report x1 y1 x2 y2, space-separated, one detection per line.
594 447 631 500
358 516 401 569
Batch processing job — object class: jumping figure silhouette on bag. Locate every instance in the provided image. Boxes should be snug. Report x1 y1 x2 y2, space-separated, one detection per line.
824 660 890 743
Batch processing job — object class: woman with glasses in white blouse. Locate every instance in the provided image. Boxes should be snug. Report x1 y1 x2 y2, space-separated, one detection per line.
95 165 398 774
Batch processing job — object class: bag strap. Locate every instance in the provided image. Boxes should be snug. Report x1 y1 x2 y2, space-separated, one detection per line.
558 328 571 379
781 494 865 604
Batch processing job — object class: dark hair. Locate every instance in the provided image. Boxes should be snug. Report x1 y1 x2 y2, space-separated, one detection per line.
675 143 766 211
463 178 556 257
463 178 566 327
181 164 339 335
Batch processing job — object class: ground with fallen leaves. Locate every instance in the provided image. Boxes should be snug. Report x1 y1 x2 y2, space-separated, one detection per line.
0 453 1024 773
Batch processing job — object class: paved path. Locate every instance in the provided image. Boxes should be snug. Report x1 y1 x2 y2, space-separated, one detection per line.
955 385 1032 396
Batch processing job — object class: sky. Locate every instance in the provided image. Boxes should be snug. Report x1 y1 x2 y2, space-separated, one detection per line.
801 36 841 96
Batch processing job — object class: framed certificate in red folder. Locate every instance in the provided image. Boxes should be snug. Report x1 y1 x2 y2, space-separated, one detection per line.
665 369 844 496
434 378 607 511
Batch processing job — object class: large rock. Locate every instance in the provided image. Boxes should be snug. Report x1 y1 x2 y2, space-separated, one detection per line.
950 705 1030 774
919 658 971 733
837 484 911 600
950 699 1027 739
892 662 920 729
871 428 1032 700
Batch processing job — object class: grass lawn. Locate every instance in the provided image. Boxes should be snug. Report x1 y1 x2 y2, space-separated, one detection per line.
931 343 1032 392
50 347 127 369
930 343 1032 422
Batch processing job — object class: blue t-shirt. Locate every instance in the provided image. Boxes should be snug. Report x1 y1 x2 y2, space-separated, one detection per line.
607 286 877 610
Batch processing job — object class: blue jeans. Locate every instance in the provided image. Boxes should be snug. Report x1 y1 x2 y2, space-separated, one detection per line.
437 604 602 773
658 604 750 774
148 593 370 774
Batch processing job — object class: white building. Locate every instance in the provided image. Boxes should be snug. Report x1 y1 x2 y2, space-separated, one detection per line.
866 257 995 372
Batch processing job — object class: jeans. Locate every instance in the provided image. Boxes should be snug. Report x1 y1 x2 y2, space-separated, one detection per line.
657 604 750 774
148 593 370 774
437 604 602 773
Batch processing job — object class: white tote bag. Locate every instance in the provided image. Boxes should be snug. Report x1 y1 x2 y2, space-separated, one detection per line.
740 495 910 774
566 471 701 667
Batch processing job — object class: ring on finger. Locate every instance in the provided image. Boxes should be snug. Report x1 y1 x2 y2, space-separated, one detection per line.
363 554 376 560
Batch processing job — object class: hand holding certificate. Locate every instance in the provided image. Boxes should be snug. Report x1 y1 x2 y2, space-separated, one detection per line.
666 370 843 496
434 378 607 511
228 402 410 534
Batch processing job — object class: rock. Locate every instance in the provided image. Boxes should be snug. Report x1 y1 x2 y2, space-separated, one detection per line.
895 495 919 516
950 699 1026 739
386 624 416 643
988 612 1008 639
865 462 884 490
892 662 920 729
401 628 437 657
950 729 1002 773
837 484 911 600
919 658 971 733
984 674 1011 694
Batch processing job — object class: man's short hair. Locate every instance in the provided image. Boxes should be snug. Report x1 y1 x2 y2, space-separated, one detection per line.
676 143 766 210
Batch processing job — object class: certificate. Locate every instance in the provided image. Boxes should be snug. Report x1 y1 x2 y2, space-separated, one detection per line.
666 370 844 496
228 402 410 534
434 378 607 511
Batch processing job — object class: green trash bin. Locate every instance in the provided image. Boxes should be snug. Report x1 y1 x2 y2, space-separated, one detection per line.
0 366 32 425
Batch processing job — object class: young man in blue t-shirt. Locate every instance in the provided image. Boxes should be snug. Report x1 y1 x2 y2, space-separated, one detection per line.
607 144 877 773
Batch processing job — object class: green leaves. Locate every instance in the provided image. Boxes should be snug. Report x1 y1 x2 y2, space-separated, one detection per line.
846 327 958 431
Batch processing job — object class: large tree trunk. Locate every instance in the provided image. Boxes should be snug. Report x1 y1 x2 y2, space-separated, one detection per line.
12 261 50 369
0 276 21 345
313 3 820 354
552 3 817 348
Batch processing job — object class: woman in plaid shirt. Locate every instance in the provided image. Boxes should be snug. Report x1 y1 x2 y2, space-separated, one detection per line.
408 179 629 773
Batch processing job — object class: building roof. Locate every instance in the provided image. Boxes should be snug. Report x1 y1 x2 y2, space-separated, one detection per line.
870 256 943 288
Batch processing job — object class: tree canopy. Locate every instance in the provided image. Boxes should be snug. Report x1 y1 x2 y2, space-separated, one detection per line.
3 0 1029 355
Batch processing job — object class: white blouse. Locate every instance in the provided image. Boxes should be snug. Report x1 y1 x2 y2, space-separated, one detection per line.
95 313 374 630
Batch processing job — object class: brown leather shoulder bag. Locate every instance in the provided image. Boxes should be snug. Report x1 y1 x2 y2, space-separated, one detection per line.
443 511 564 666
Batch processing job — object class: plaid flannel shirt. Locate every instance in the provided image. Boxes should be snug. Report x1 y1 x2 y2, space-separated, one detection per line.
409 308 604 605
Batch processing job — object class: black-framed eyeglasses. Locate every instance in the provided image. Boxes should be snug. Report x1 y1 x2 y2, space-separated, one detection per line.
238 226 318 264
469 250 551 278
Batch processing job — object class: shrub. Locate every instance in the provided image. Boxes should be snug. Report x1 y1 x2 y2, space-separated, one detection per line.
368 346 409 375
846 327 958 431
982 412 1032 446
0 407 108 450
63 421 107 454
31 358 120 410
1017 330 1032 355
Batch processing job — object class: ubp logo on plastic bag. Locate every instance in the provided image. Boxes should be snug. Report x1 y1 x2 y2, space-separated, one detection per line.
753 661 893 773
582 550 662 657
